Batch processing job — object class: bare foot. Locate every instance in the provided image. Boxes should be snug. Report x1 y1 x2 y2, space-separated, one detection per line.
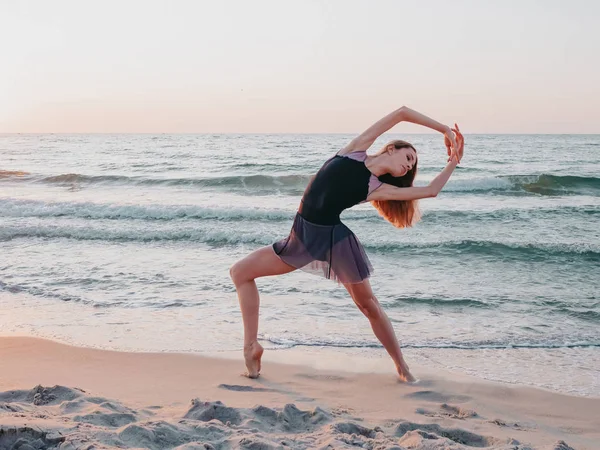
396 362 416 383
242 341 264 379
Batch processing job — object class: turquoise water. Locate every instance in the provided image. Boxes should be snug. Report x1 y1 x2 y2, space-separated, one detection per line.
1 133 599 396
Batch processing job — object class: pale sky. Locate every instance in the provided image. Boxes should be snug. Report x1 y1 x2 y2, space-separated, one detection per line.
1 0 599 133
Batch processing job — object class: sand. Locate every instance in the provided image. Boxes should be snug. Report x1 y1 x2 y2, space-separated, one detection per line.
0 336 598 450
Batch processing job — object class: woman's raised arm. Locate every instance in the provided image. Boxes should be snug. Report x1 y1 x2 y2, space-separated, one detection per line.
340 106 458 158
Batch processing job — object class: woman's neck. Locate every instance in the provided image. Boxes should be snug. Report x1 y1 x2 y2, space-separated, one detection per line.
364 154 388 177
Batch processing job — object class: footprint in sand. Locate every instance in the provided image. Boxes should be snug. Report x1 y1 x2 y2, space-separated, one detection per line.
293 397 315 402
218 383 313 403
415 403 533 433
218 384 278 393
394 421 515 448
416 403 478 420
404 390 471 403
488 418 531 431
295 373 347 382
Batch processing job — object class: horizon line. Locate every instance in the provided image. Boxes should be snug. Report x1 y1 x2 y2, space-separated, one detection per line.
1 132 599 136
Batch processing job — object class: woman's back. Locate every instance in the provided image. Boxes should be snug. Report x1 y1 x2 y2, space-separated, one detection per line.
298 155 371 225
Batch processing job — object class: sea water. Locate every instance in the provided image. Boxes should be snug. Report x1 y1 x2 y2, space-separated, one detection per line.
1 133 598 396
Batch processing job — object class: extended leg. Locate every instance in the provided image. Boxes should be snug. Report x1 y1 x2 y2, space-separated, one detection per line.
230 246 296 377
344 279 415 382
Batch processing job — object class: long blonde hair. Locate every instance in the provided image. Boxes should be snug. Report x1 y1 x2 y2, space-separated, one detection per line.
370 140 421 228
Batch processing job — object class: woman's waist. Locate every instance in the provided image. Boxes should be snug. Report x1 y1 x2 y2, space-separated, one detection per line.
297 201 342 226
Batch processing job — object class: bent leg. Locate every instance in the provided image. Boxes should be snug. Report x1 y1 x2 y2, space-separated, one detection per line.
344 279 415 382
230 246 296 377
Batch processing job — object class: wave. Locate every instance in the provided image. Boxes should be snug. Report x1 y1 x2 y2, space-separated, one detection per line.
436 174 600 196
260 334 600 350
0 281 199 309
387 297 600 321
0 199 296 222
553 307 600 322
2 223 598 262
370 239 600 262
389 296 491 308
4 198 597 223
37 173 312 193
0 224 271 247
504 174 600 195
424 205 600 218
4 171 599 196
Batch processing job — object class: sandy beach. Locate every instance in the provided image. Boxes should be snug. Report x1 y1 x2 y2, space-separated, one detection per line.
1 336 598 449
3 0 599 448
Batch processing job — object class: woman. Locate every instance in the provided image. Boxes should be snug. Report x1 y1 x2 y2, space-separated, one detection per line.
230 106 464 381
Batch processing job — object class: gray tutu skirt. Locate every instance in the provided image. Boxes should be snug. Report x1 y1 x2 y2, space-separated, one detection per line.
272 213 373 284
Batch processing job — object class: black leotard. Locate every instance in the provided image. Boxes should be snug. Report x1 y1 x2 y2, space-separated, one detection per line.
298 152 381 226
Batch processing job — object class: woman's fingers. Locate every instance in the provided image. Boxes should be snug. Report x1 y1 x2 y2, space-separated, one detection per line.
452 130 463 146
451 125 464 149
446 124 463 164
444 125 462 163
452 125 464 162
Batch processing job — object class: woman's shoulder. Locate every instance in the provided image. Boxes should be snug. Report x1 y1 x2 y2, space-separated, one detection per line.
336 146 366 156
335 149 367 162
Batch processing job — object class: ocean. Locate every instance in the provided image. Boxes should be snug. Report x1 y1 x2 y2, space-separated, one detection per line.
1 133 598 397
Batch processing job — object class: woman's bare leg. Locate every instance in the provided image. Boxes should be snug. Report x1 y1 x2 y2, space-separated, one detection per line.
344 279 415 382
230 246 296 378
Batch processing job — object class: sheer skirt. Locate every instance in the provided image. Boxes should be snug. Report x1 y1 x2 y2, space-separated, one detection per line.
273 213 373 284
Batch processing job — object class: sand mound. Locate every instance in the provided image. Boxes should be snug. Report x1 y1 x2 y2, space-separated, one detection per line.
0 427 65 449
0 385 85 406
0 385 578 449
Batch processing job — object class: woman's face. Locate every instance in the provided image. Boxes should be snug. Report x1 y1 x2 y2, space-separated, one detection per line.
389 146 417 177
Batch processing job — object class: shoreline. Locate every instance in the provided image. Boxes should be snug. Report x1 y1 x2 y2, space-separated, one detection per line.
1 336 599 449
4 328 598 401
2 291 598 401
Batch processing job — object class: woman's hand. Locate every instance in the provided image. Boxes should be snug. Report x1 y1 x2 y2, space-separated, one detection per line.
444 127 459 162
450 124 464 163
445 124 463 164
